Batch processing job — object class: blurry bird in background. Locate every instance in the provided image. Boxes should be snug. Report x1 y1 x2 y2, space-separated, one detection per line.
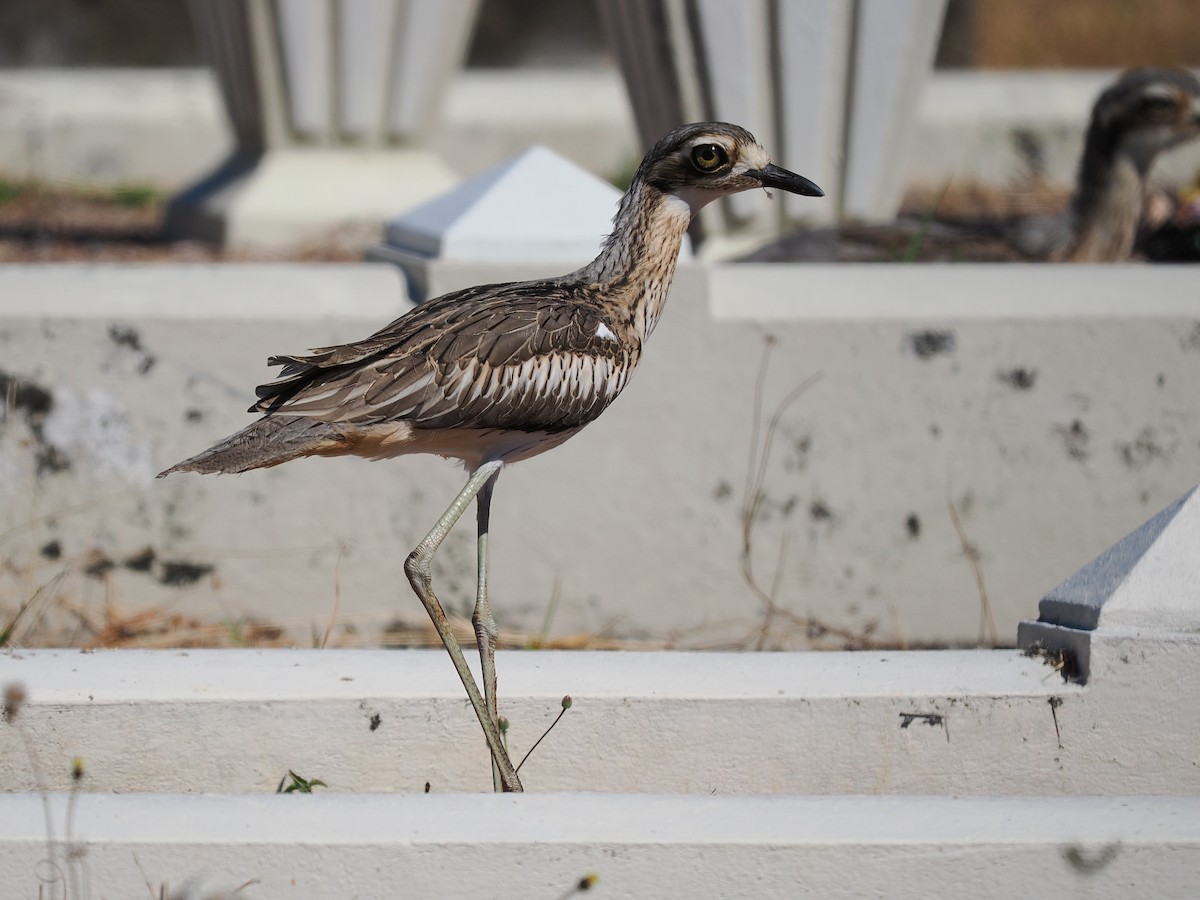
744 67 1200 264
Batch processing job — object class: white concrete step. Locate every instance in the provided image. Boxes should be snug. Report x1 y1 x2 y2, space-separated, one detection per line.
3 645 1196 796
0 792 1195 899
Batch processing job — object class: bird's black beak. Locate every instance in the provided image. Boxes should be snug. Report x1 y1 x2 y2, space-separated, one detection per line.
749 163 824 197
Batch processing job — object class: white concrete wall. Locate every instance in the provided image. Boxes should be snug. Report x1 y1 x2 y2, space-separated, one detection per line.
0 69 229 187
2 263 1198 650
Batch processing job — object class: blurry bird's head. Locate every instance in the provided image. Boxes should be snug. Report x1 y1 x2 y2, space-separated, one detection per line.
1089 67 1200 174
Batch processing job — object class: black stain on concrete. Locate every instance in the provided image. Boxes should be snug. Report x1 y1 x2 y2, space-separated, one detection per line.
0 370 71 477
369 713 382 732
908 330 956 359
37 539 217 590
158 560 215 586
809 499 833 521
35 446 71 477
1062 843 1120 874
83 552 115 579
123 547 157 572
185 408 205 423
1116 426 1176 470
899 712 944 728
996 366 1038 390
784 433 813 472
905 513 921 538
1056 419 1090 461
899 711 948 741
1182 322 1200 352
108 323 157 375
0 371 53 420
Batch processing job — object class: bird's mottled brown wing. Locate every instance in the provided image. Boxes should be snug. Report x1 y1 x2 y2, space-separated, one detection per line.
253 281 635 434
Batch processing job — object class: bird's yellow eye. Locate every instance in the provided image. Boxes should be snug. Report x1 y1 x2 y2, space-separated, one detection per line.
690 143 728 172
1140 94 1176 115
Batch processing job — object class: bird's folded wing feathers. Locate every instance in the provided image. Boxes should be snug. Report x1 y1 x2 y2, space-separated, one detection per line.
252 289 633 433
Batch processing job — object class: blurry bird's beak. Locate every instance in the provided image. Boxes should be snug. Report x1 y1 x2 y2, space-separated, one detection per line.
749 164 824 197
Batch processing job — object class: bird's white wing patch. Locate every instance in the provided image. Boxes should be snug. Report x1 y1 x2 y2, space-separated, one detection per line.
596 322 617 341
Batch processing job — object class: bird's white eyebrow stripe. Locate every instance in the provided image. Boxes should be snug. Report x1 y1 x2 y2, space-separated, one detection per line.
596 322 617 341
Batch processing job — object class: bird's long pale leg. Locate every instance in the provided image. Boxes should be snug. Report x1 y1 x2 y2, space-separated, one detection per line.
404 459 522 792
474 470 502 792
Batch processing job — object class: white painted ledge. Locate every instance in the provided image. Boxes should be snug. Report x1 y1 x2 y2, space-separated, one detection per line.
711 264 1200 320
2 645 1056 701
0 263 406 319
5 645 1199 797
0 793 1196 899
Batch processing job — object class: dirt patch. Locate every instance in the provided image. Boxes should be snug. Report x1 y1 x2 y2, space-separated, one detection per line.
0 185 372 263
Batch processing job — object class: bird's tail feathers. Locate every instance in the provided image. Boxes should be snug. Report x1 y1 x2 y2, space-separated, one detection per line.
157 415 346 477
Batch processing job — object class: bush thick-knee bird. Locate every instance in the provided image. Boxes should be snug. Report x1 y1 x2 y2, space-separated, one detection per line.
160 122 824 791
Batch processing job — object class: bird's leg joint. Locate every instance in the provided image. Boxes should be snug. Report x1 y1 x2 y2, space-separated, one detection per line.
472 605 499 642
404 549 431 594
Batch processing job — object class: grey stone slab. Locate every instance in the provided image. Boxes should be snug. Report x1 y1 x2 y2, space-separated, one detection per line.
1038 487 1199 632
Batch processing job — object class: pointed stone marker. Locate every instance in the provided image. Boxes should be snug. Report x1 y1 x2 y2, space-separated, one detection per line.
370 145 689 300
383 145 623 262
1018 485 1200 681
1039 486 1200 632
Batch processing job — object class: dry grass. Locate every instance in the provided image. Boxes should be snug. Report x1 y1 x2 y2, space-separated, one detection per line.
382 616 669 652
0 179 373 263
901 182 1069 222
4 574 902 653
0 559 674 651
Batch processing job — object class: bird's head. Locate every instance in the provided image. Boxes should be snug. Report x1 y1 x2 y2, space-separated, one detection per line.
634 122 823 216
1090 67 1200 174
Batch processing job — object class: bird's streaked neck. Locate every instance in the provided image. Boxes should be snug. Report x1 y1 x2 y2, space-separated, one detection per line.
577 178 695 336
1069 136 1147 261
